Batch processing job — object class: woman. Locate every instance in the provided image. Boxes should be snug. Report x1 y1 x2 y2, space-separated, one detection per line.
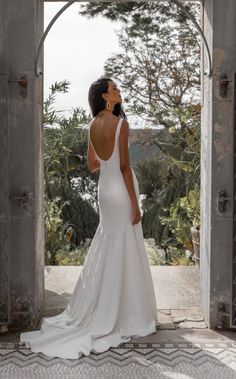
20 76 159 359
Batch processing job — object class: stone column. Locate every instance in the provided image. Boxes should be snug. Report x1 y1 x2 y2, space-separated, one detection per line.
0 0 10 330
0 0 44 329
201 0 236 328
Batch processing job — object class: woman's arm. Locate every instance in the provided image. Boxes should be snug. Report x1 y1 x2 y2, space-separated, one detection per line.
119 120 139 208
87 128 100 173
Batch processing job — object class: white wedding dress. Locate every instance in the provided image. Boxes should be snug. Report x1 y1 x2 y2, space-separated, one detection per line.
20 117 159 359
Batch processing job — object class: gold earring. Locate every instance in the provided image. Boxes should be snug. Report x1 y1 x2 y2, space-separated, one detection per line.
106 99 111 111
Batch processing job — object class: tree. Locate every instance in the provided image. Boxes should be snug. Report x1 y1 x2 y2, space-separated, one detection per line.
79 1 201 254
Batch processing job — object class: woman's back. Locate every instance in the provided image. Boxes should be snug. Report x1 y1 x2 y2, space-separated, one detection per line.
89 115 136 229
89 113 122 162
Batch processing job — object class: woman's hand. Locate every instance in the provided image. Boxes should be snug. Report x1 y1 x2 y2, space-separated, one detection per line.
132 203 141 225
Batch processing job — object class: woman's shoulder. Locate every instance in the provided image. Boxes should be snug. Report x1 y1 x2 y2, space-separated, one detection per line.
90 113 121 127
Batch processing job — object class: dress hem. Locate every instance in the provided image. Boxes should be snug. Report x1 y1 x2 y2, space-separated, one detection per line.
20 323 158 360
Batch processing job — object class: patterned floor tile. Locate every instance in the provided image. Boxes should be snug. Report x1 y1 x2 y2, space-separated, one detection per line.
0 342 236 378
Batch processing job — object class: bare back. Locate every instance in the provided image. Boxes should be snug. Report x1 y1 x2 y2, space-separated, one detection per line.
89 114 121 161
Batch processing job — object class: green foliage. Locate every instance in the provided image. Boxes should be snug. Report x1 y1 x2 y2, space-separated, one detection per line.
145 242 194 266
137 122 200 252
87 0 202 258
145 244 165 266
56 246 88 266
44 194 90 265
160 189 200 250
43 81 99 264
44 197 71 265
135 156 165 196
80 2 196 28
166 247 195 266
138 156 189 248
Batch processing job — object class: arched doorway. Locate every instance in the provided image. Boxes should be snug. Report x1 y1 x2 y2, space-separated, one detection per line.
0 0 235 331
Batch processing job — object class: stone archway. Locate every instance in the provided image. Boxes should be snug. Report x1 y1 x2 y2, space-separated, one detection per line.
0 0 236 331
35 0 212 77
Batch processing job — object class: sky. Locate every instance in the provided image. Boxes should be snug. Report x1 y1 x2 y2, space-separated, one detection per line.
44 2 121 116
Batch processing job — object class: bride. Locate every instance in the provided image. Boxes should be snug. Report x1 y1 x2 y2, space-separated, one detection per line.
20 76 159 359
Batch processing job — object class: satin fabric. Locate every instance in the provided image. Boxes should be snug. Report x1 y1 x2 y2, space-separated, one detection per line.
20 117 159 359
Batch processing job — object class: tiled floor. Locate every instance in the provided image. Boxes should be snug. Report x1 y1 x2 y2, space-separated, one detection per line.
1 340 236 378
1 329 236 378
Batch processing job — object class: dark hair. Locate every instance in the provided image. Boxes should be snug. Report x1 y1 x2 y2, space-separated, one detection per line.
88 76 126 119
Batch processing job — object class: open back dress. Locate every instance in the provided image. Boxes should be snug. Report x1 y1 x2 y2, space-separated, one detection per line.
20 117 159 359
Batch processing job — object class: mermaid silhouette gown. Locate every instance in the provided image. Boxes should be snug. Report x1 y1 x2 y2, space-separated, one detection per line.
20 117 159 359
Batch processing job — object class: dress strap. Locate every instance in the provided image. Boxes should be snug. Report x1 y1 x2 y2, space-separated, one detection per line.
115 118 124 143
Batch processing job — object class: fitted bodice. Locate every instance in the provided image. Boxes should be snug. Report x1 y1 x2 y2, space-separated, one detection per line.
89 117 130 175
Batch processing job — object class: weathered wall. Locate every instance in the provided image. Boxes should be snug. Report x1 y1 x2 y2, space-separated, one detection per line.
0 0 10 327
201 0 236 328
0 0 44 329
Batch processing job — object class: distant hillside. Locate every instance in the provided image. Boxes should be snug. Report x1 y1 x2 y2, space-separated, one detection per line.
129 128 168 166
